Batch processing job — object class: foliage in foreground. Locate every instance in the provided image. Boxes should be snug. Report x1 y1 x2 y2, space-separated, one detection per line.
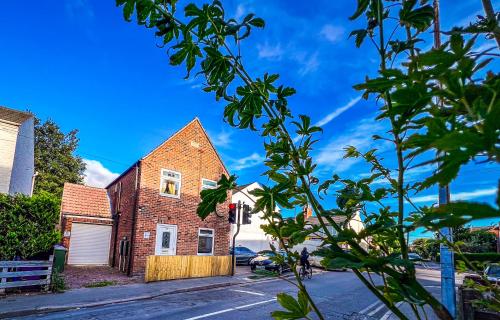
116 0 499 319
0 192 61 260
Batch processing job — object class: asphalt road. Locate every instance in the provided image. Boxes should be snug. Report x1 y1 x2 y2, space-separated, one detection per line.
16 268 446 320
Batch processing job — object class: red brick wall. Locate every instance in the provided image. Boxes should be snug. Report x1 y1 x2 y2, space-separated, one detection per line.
106 165 139 271
131 120 231 274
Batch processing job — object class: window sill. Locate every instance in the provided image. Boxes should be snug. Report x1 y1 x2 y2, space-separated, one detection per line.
159 193 181 199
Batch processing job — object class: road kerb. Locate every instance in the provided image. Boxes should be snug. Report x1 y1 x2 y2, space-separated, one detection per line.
0 271 313 319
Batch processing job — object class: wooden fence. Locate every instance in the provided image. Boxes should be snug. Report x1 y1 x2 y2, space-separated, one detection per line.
0 257 53 292
145 255 232 282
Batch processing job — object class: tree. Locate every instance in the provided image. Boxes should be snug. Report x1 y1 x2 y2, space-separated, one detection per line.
116 0 499 318
34 118 86 197
0 192 61 260
453 226 497 253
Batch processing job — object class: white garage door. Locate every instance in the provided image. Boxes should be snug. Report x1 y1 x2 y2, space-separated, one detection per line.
68 223 112 265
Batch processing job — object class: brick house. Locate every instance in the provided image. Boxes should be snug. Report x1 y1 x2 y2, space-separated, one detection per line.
61 118 231 275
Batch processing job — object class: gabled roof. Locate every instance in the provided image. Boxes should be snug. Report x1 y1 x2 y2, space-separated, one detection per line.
0 106 32 125
61 183 111 218
306 216 347 225
232 183 254 193
106 117 229 189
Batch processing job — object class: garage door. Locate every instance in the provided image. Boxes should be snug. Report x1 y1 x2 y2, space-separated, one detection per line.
68 223 112 265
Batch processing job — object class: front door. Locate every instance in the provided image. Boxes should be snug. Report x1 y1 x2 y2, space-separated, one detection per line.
155 224 177 255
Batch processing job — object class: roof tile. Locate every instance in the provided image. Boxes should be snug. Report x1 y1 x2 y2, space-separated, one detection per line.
61 183 111 218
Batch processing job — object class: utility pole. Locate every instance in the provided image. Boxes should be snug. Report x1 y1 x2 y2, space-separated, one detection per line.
434 0 456 317
230 201 241 276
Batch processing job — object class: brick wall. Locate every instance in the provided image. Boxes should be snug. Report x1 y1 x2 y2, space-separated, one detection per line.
106 165 139 271
131 119 231 274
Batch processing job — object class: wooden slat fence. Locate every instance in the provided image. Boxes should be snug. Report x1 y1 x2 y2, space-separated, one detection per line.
145 255 232 282
0 256 53 292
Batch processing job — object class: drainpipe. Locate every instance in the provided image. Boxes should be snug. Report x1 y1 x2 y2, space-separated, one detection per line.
30 171 38 196
127 162 140 277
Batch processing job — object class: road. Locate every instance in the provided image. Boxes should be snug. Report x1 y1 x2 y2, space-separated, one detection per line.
17 267 446 320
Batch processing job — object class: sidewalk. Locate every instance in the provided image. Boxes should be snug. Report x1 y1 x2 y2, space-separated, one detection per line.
0 270 282 319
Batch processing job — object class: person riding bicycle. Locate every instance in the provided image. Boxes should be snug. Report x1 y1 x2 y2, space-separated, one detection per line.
300 247 311 270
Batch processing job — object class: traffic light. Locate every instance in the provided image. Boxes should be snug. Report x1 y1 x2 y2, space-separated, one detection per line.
228 203 237 224
242 204 252 225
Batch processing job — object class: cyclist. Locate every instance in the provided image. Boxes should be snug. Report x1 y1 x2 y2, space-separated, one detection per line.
300 247 311 271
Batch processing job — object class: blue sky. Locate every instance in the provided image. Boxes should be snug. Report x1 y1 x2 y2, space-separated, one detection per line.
1 0 498 241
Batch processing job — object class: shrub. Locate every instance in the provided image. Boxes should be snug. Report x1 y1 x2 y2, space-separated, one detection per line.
0 191 61 260
457 253 500 264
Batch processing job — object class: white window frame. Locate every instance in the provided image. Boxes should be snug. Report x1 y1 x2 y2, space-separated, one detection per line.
159 169 182 198
197 228 215 256
201 178 217 191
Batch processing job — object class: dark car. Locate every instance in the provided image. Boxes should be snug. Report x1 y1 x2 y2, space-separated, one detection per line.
249 250 290 274
230 246 257 265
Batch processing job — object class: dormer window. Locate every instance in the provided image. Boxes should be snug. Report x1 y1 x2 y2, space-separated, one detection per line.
160 169 181 198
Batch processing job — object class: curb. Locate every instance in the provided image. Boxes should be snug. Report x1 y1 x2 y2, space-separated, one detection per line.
0 272 303 319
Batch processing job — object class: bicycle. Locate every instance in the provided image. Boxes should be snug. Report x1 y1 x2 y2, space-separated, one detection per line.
299 263 312 280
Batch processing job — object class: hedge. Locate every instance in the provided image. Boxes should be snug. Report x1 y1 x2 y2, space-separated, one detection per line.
456 253 500 263
0 191 61 260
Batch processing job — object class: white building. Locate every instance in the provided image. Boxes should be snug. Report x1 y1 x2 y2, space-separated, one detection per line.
231 182 279 253
293 214 366 254
0 106 35 195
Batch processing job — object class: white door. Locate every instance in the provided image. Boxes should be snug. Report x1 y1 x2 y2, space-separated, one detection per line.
155 224 177 255
68 223 112 265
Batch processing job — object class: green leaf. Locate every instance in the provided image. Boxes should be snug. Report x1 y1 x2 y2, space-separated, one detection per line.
399 4 434 31
349 29 368 48
196 175 236 220
349 0 369 20
249 17 265 28
272 292 311 320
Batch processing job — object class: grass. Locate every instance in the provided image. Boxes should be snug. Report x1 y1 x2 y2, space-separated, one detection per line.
84 280 117 288
247 269 279 280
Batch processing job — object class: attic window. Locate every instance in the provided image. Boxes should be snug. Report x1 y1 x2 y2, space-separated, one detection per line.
160 169 181 198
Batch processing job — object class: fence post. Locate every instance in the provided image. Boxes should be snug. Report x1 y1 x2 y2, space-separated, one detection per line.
45 255 54 292
0 267 7 295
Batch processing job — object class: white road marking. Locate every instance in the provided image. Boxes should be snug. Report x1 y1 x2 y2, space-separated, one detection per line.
183 298 277 320
380 302 403 320
368 303 387 316
359 301 381 314
231 289 265 296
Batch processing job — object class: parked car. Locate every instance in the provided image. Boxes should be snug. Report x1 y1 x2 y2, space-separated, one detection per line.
229 246 257 265
250 250 291 274
408 253 422 262
310 246 349 271
484 263 500 282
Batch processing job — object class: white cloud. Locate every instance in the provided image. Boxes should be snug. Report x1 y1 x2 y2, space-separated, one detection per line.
316 118 390 173
320 24 345 43
209 130 232 148
230 153 265 171
235 4 246 20
297 51 320 76
257 42 284 60
315 96 361 127
83 159 119 188
293 96 361 143
411 187 498 204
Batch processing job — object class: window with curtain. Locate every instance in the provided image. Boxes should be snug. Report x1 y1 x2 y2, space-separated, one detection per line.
160 169 181 198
